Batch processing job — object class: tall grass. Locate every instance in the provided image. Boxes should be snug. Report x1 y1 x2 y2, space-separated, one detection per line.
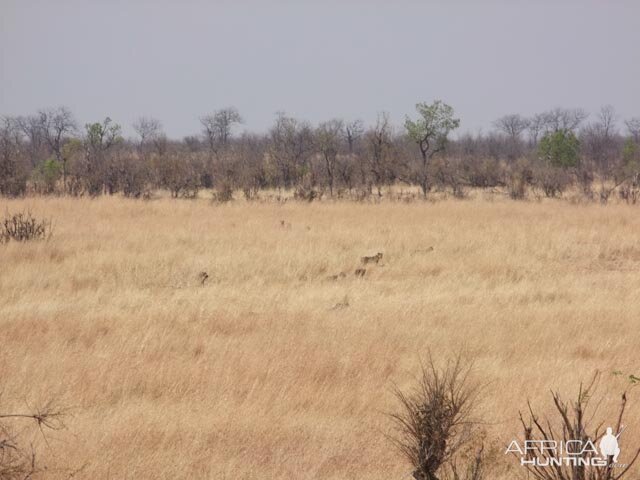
0 194 639 479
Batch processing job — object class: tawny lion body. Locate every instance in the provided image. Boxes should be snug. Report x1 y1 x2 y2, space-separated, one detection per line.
361 252 383 265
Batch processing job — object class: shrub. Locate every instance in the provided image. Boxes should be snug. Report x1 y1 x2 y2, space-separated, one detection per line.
622 138 638 166
294 184 320 202
464 157 504 188
116 155 152 198
0 400 68 479
514 373 640 480
538 130 580 168
575 165 596 200
0 120 29 197
507 159 533 200
389 354 485 480
213 181 234 202
242 186 259 201
0 212 52 243
0 156 28 198
429 157 467 198
619 173 640 204
32 158 62 194
158 153 200 198
533 164 572 198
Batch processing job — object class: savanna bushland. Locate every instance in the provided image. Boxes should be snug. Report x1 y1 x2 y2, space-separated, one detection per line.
1 102 640 479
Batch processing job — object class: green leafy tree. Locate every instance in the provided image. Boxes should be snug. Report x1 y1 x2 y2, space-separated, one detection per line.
61 138 85 195
84 118 122 195
85 117 122 154
38 107 77 193
538 130 580 168
620 139 640 202
405 100 460 197
35 158 62 194
622 138 638 166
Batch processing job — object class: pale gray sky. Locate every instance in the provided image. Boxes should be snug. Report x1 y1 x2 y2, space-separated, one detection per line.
1 0 639 138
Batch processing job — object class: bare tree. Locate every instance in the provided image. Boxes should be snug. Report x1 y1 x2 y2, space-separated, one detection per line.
543 107 589 133
528 113 547 145
366 112 394 196
597 105 618 139
344 120 366 188
268 112 314 189
494 114 529 160
199 108 243 188
581 105 620 199
624 118 640 143
133 116 167 162
200 107 243 152
133 117 162 147
315 119 344 196
494 114 529 140
345 119 364 154
0 117 29 196
14 115 46 167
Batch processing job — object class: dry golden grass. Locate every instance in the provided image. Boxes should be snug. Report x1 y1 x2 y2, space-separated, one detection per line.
1 194 640 479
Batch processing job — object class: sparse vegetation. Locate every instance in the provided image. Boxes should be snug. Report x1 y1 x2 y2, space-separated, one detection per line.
212 181 234 203
515 373 640 480
1 195 639 478
0 211 51 243
1 104 639 202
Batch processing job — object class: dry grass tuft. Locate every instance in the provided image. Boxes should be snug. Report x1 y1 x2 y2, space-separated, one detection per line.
0 211 51 243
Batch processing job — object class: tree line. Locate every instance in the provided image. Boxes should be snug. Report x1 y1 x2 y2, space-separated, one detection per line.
1 102 640 203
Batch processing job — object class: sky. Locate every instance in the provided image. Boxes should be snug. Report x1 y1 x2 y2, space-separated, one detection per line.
1 0 639 139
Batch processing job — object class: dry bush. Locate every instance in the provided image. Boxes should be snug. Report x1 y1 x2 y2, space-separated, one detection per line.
430 158 468 199
212 181 234 203
389 354 485 480
534 165 572 198
0 121 29 198
242 186 260 201
0 400 68 479
116 154 153 198
515 373 640 480
157 153 200 198
463 157 504 189
294 184 321 202
507 159 533 200
0 212 51 243
618 173 640 205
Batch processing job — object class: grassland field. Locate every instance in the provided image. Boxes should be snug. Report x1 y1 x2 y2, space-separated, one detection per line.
1 191 640 479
